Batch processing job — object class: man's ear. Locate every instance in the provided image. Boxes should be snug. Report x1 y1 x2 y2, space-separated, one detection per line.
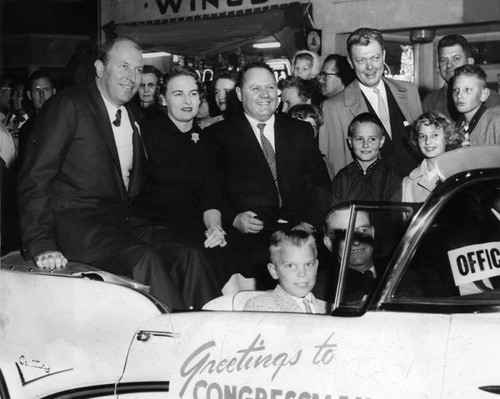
267 263 279 280
236 86 242 102
480 87 490 103
323 235 333 253
382 49 386 64
347 56 354 69
94 60 104 79
27 91 32 101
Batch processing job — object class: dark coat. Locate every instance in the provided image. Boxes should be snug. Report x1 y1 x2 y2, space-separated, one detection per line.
18 82 143 262
205 113 332 231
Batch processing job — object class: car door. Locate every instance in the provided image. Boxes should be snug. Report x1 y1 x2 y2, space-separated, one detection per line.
387 172 500 398
120 300 450 398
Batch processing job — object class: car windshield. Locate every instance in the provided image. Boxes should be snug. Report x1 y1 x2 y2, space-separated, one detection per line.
393 177 500 304
326 203 416 311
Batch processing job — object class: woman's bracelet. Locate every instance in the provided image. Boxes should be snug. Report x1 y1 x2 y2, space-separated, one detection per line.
205 225 226 237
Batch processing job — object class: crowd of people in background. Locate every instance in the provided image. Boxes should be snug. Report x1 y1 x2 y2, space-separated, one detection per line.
1 28 499 314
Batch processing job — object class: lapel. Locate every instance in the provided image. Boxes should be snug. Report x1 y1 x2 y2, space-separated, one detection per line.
127 106 143 199
273 115 291 180
239 114 277 183
344 80 368 117
88 83 123 177
383 78 409 118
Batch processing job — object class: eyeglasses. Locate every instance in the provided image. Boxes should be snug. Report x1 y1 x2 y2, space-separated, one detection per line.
318 72 339 79
325 226 374 240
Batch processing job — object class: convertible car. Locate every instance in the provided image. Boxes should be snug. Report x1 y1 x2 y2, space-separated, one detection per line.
1 146 499 399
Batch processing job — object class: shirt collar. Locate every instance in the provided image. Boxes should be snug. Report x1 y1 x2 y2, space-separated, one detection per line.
359 79 385 95
244 112 275 130
101 94 124 123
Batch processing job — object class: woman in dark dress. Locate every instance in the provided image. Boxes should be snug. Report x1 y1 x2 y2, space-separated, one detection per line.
133 67 237 288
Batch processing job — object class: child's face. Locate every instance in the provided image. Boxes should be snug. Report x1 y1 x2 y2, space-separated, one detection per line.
417 124 446 159
268 244 318 298
293 59 313 80
452 74 489 119
348 122 385 165
281 86 303 113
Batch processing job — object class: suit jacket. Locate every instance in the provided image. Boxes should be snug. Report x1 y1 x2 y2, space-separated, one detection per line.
319 77 423 175
18 82 143 262
243 284 332 313
206 113 331 231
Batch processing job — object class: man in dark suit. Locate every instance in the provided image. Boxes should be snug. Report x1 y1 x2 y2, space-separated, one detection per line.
206 62 331 287
319 206 380 303
17 37 219 310
319 28 423 178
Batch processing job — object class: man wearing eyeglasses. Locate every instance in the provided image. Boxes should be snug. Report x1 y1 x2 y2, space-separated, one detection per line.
319 28 422 179
317 54 355 100
137 65 162 111
315 205 379 302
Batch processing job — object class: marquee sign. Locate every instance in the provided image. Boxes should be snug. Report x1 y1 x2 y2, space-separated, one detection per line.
114 0 306 23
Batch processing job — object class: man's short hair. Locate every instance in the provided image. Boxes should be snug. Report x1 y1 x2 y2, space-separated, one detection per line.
278 76 317 102
347 112 384 137
322 54 356 87
437 34 472 58
97 37 142 66
213 68 238 85
142 65 162 81
269 230 317 265
27 70 55 91
347 28 384 57
323 204 351 238
237 61 274 88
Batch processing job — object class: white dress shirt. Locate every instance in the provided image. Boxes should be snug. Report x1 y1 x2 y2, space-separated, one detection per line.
101 96 134 190
244 113 276 151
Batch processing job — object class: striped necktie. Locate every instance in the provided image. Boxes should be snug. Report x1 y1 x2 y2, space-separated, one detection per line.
257 123 282 207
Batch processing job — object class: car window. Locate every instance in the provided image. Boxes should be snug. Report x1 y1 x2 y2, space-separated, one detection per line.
332 205 415 311
394 178 500 302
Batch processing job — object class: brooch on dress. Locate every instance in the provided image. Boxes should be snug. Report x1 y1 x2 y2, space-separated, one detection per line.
191 132 200 143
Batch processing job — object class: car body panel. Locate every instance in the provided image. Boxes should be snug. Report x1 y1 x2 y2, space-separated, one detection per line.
120 311 451 399
0 269 164 398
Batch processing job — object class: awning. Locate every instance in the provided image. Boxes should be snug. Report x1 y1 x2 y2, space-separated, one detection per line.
112 3 306 56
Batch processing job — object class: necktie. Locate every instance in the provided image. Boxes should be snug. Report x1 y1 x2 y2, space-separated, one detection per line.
257 123 282 207
373 88 391 138
303 298 313 313
113 108 122 127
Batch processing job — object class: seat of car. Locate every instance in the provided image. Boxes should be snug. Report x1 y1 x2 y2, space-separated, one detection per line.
202 290 265 311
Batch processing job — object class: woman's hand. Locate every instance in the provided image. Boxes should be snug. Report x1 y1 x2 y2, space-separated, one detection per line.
204 226 227 248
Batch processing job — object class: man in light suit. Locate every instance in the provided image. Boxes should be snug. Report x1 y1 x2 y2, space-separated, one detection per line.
206 62 331 287
18 37 219 310
319 27 422 178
